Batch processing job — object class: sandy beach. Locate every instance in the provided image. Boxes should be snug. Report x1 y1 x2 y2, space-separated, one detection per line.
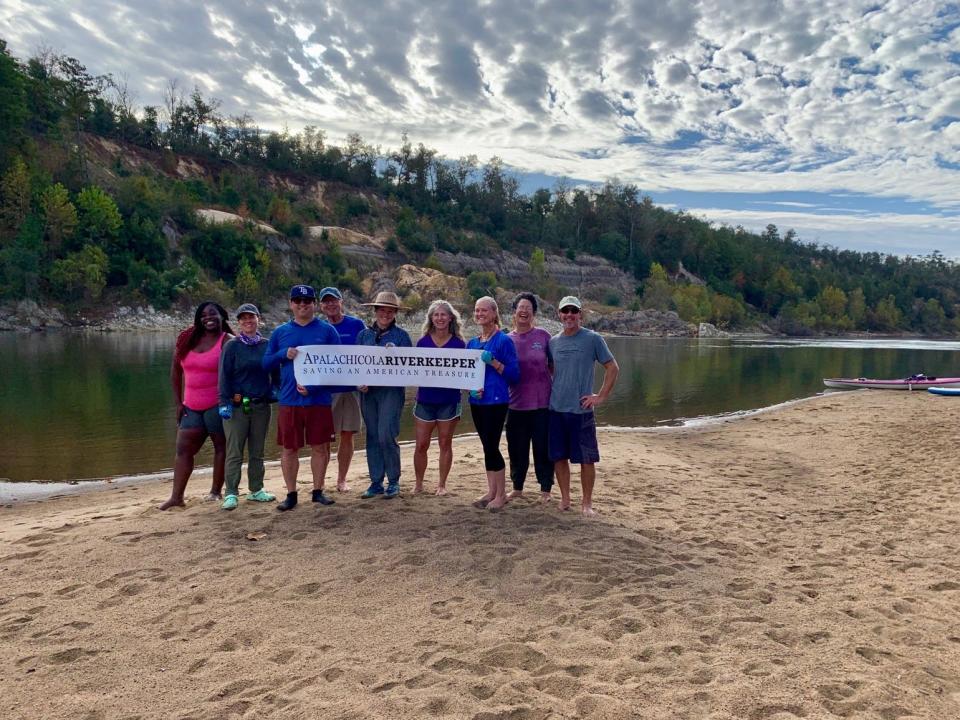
2 390 960 719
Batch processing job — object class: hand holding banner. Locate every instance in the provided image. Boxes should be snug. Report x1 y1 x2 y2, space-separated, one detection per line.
294 345 485 391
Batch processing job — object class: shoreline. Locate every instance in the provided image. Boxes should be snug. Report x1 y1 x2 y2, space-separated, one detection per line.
4 321 953 342
0 394 829 503
3 390 959 719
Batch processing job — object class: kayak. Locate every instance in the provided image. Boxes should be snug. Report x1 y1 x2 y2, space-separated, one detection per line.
928 386 960 396
823 376 960 390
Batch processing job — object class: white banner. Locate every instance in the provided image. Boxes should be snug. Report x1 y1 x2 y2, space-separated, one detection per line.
294 345 484 390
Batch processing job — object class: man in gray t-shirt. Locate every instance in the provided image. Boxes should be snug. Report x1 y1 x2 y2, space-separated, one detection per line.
547 296 619 516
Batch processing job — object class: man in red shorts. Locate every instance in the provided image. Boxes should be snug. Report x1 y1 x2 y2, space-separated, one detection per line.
262 284 342 511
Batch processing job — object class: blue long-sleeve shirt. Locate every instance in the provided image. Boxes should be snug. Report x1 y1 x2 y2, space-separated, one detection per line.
326 314 366 394
467 329 520 405
356 322 412 392
262 318 341 406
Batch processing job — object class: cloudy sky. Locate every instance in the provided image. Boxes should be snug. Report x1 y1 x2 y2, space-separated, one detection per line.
2 0 959 256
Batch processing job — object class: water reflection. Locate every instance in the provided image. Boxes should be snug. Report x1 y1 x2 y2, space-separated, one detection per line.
1 333 957 482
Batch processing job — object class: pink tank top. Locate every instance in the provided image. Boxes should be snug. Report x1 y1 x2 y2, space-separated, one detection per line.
181 336 225 411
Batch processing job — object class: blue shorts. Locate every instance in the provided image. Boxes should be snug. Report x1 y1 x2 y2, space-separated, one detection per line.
179 405 224 435
548 410 600 464
413 401 461 423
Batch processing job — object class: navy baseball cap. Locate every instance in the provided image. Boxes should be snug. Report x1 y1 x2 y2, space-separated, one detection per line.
289 284 317 300
318 286 343 300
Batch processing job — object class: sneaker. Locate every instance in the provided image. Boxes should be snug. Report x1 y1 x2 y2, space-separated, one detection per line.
277 492 298 512
221 494 238 511
312 489 335 505
361 483 384 499
246 490 276 503
384 483 400 499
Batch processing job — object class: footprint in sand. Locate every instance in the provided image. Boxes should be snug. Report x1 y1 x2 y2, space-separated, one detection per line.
930 581 960 591
747 704 808 719
270 649 295 665
321 667 343 681
855 646 893 665
479 643 547 672
816 683 857 701
430 596 466 619
293 582 323 596
47 647 99 664
404 673 438 689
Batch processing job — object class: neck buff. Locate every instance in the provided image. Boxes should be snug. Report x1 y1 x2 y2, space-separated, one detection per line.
369 320 396 345
238 332 263 346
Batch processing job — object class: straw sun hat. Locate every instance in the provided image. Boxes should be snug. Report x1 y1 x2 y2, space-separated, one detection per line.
361 291 409 310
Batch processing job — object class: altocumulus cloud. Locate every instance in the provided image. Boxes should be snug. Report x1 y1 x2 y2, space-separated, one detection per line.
2 0 959 253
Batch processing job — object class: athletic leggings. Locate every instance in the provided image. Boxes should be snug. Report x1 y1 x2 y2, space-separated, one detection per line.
471 402 509 472
506 407 554 492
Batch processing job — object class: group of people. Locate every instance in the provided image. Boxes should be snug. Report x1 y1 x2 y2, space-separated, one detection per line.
158 284 619 516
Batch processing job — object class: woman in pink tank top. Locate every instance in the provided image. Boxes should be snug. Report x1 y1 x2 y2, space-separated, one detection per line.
159 302 234 510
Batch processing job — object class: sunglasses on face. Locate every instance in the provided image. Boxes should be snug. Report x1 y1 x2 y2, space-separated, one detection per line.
291 298 314 305
559 308 580 315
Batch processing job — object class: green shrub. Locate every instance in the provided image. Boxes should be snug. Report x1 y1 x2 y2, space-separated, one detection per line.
336 195 369 221
49 244 108 302
604 291 622 307
234 259 260 303
404 290 425 311
188 221 263 280
466 270 497 300
337 268 363 296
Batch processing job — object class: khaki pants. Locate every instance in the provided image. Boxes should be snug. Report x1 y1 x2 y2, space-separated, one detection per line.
224 403 271 496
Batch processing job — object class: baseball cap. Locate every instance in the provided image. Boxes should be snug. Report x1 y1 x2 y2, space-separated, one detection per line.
318 286 343 300
558 295 582 311
235 303 260 318
289 284 317 300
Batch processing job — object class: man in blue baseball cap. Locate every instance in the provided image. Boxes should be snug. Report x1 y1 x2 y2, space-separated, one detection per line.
262 284 341 511
318 286 366 492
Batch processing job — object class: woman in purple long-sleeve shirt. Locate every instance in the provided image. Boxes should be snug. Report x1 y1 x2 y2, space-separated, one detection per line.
506 292 554 503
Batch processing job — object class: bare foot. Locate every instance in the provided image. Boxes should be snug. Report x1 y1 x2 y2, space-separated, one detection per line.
487 496 507 510
412 484 425 495
581 505 597 517
540 492 552 505
506 490 524 501
203 492 222 502
336 481 350 492
472 495 492 509
435 486 448 496
558 501 572 511
158 498 185 511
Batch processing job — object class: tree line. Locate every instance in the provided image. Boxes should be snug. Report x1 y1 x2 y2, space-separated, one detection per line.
2 39 959 334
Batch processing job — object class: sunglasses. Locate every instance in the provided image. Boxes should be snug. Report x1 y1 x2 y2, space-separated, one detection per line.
291 298 314 305
559 308 580 315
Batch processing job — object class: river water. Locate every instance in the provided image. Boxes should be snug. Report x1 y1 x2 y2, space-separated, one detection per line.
2 332 958 483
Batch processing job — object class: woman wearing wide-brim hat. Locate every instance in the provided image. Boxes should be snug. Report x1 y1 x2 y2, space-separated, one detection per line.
360 291 410 311
356 291 413 499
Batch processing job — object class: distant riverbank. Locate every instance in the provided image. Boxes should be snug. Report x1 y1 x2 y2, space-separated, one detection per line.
7 294 954 342
0 297 696 338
